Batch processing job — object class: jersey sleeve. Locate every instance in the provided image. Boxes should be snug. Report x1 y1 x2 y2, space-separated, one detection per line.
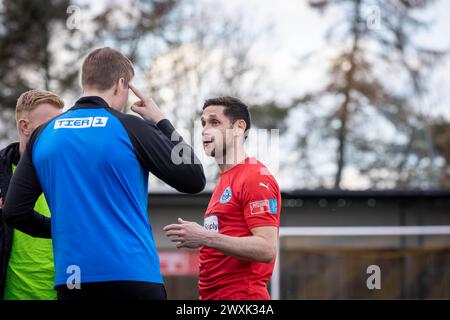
241 173 281 230
2 129 51 238
108 109 206 194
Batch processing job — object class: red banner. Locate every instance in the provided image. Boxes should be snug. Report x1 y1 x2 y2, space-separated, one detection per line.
159 251 200 276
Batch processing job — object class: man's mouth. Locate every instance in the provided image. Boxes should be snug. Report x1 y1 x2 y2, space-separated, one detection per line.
203 138 214 147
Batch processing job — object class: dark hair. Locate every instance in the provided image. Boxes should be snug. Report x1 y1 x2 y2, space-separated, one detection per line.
203 96 251 134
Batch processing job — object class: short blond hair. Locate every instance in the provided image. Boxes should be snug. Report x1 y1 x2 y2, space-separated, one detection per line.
81 47 135 91
16 89 65 121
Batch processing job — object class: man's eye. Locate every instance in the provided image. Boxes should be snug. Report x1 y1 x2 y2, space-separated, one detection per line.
211 120 219 126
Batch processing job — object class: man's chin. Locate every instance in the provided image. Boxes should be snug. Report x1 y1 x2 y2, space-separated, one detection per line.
203 147 227 160
202 145 215 157
204 149 215 157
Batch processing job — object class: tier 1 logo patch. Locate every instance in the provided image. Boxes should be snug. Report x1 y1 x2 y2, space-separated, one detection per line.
220 187 232 204
54 116 108 129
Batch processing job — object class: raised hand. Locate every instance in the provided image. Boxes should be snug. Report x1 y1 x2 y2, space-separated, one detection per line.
129 83 164 124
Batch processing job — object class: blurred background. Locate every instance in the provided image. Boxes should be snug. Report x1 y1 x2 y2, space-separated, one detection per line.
0 0 449 299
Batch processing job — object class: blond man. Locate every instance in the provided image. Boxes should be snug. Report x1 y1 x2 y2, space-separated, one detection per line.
0 90 64 299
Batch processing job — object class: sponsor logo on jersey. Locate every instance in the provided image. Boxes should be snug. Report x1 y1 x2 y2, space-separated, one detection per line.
220 186 232 204
204 215 219 233
250 199 278 215
54 116 108 129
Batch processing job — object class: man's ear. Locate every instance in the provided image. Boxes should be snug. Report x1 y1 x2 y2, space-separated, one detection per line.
119 78 127 91
113 81 119 96
233 119 246 137
18 119 30 137
116 78 129 96
113 78 125 96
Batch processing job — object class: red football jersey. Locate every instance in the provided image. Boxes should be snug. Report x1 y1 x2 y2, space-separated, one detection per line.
199 157 281 300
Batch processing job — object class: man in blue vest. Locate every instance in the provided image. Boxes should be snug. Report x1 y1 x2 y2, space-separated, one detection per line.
2 47 206 300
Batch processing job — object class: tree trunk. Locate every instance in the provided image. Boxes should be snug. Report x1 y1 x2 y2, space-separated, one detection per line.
333 0 362 189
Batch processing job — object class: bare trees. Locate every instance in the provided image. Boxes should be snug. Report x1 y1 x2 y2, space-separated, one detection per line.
0 0 70 142
0 0 178 143
146 1 267 131
143 0 270 188
0 0 447 190
290 0 448 189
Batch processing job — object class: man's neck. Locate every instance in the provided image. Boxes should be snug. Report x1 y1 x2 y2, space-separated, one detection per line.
82 90 114 108
19 137 26 156
217 146 247 173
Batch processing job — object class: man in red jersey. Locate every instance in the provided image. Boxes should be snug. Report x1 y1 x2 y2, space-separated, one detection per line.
164 96 281 300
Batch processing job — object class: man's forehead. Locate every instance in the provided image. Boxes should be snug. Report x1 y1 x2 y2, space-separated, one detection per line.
201 112 219 119
201 105 225 118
